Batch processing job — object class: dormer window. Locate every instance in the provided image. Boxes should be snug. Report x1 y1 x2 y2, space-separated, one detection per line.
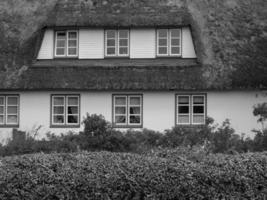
157 29 181 57
105 29 129 57
55 31 78 57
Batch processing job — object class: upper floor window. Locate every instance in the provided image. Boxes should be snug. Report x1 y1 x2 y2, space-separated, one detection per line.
51 95 80 127
176 94 206 125
105 30 129 57
0 95 19 127
55 31 78 57
157 29 181 57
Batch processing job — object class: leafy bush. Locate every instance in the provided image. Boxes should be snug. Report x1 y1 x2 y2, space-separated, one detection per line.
0 150 266 199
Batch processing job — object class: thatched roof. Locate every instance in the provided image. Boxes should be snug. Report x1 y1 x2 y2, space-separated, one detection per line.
1 59 208 91
45 0 191 28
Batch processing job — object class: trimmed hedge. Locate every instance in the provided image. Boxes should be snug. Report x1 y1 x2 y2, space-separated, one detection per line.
0 149 266 199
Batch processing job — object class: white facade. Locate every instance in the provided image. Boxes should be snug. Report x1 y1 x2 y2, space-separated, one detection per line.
0 91 265 142
37 27 196 60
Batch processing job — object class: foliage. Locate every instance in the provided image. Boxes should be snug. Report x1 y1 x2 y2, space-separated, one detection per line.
0 150 266 199
1 114 267 157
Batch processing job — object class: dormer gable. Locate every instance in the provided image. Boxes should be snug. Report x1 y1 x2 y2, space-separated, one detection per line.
37 27 196 60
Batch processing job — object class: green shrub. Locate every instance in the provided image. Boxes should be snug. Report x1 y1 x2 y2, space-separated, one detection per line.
0 150 266 199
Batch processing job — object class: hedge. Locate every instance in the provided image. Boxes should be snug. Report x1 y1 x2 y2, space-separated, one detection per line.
0 149 266 199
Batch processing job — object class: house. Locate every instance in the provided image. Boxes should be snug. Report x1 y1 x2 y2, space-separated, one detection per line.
0 0 266 141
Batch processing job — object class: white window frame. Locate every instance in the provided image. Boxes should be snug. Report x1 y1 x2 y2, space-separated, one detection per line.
113 94 142 127
66 95 80 126
157 28 182 57
113 95 128 126
51 95 80 126
0 96 5 125
55 30 78 58
176 94 206 126
169 29 182 56
105 29 129 57
177 95 191 125
128 95 142 126
0 95 19 126
192 95 206 125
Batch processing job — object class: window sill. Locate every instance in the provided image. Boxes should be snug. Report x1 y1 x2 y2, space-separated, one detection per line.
50 125 80 128
112 124 143 129
0 125 19 128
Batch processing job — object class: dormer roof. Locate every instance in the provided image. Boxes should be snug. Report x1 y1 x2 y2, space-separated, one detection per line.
45 0 191 28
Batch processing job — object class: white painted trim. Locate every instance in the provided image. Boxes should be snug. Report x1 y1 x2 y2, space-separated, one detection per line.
113 95 128 125
128 95 142 126
192 95 206 125
169 29 182 56
52 95 65 125
118 29 129 57
0 96 5 125
55 31 78 58
66 30 79 57
157 29 169 56
66 95 80 125
54 31 67 57
176 95 191 125
5 96 19 125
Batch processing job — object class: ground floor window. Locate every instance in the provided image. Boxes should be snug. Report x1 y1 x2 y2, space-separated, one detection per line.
176 94 206 125
112 94 143 127
51 95 80 127
0 95 19 127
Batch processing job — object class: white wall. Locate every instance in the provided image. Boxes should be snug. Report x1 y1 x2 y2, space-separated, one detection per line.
182 27 197 58
0 91 264 142
37 29 54 59
79 29 104 59
130 29 156 58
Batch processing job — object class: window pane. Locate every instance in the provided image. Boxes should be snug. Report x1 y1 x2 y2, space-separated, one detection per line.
178 106 189 114
115 116 126 123
158 29 168 37
68 115 78 123
193 115 205 124
130 107 140 114
54 107 64 114
0 106 4 114
7 106 17 114
53 115 64 124
119 30 128 38
56 48 65 55
115 97 126 105
68 40 77 47
119 47 128 55
115 107 126 114
68 32 77 39
130 116 140 124
68 106 78 114
53 97 64 105
119 39 128 46
193 96 204 104
158 47 167 54
107 30 116 38
68 48 77 55
171 47 180 54
107 39 115 46
0 116 3 124
178 115 189 124
0 97 4 105
57 32 66 39
130 97 141 105
193 106 204 114
57 40 65 48
107 48 115 55
68 97 78 105
7 97 18 105
159 39 167 46
7 115 18 124
178 96 189 104
170 29 180 37
171 39 180 46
